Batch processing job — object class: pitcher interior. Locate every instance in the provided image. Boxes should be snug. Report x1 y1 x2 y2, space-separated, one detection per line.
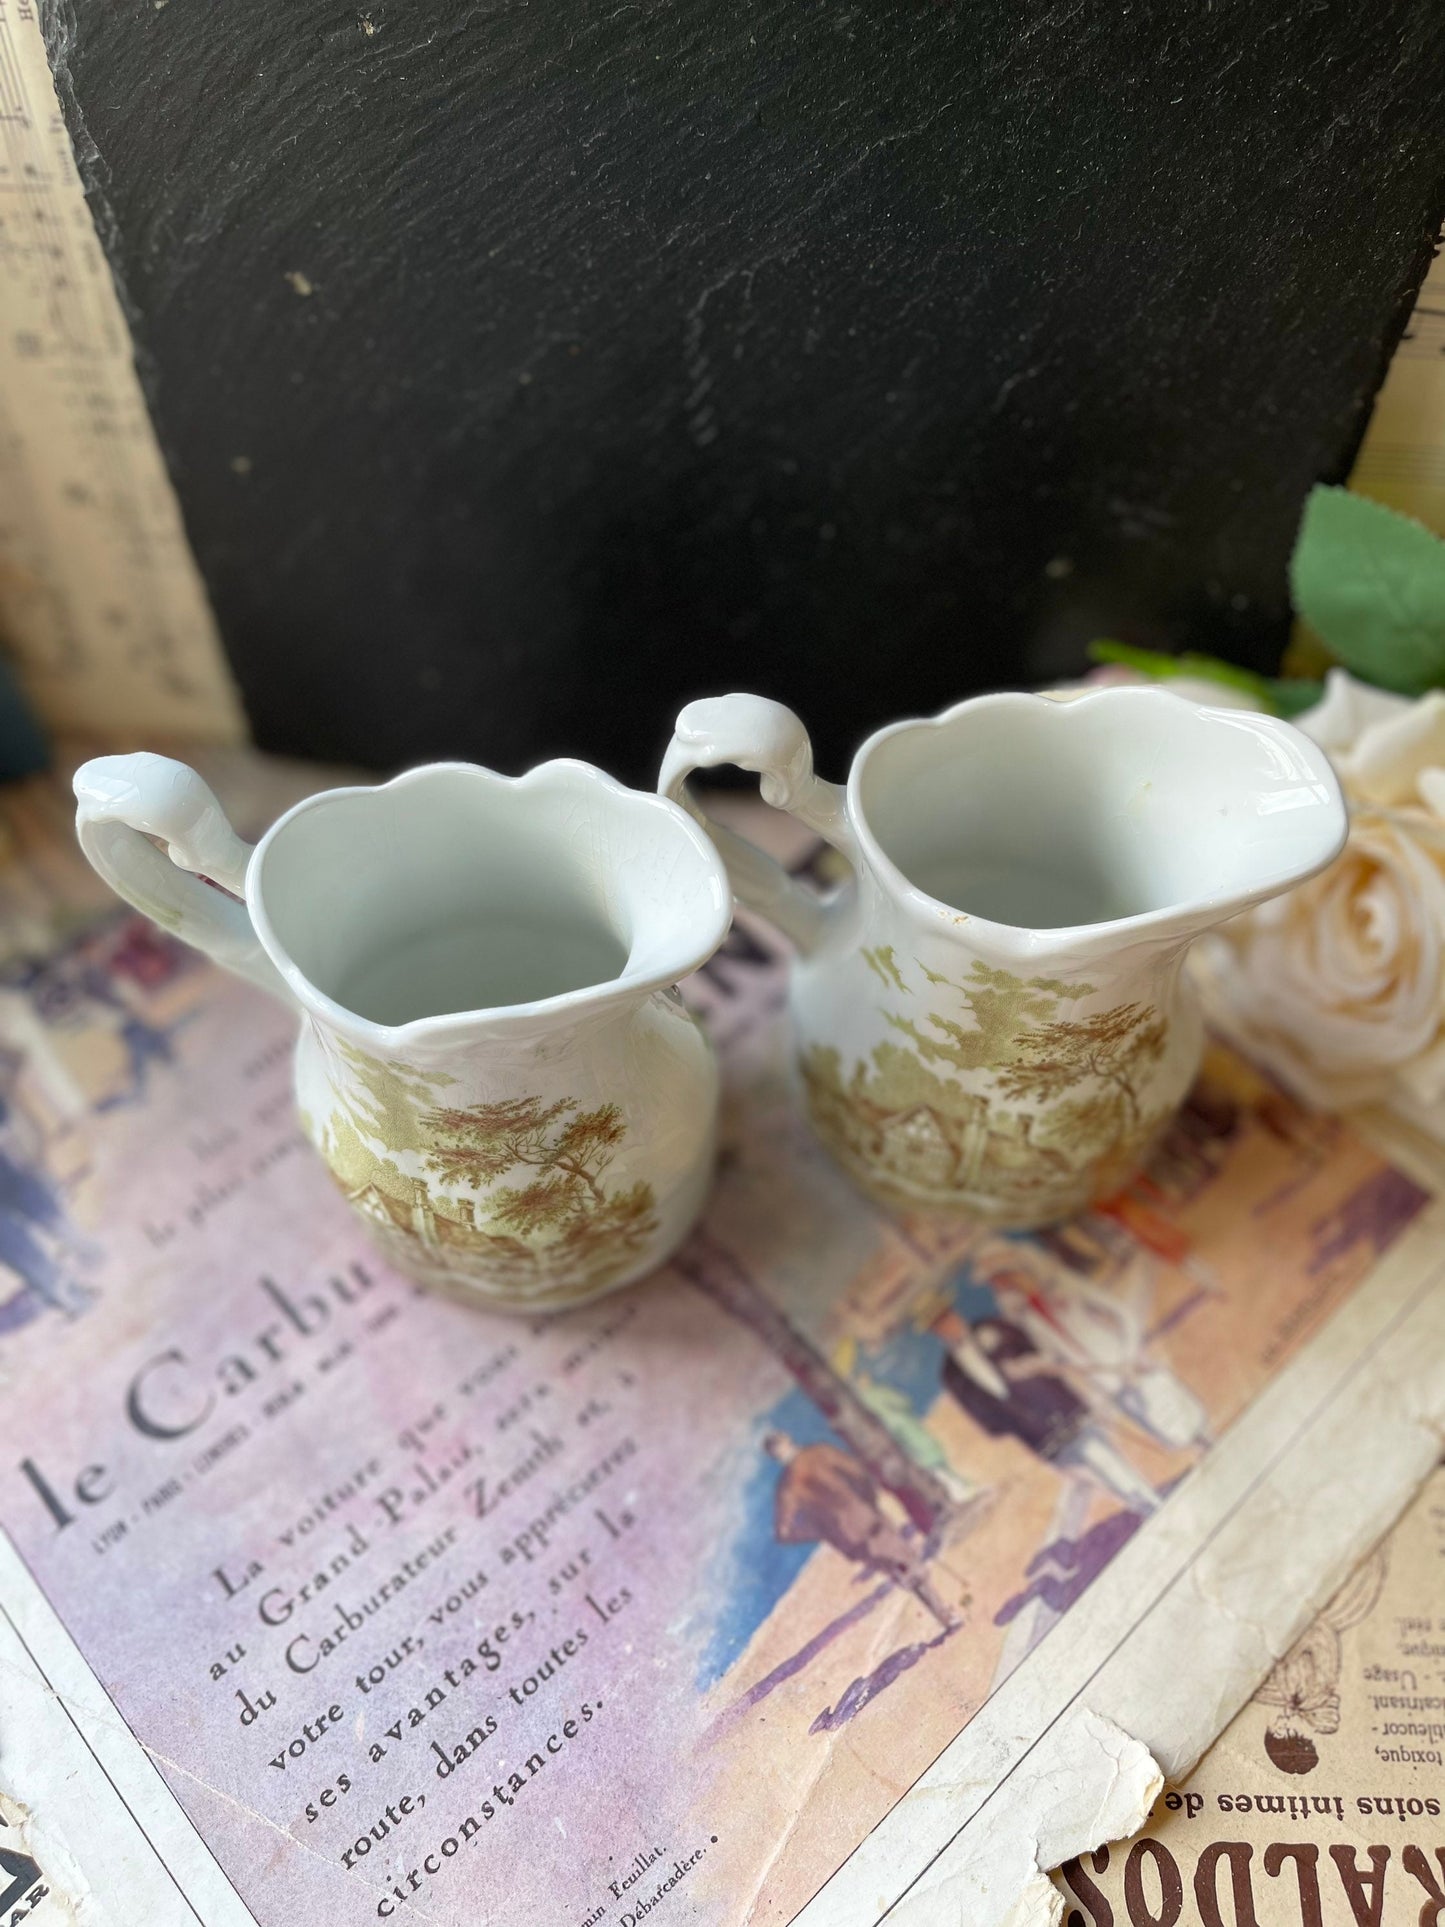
337 903 628 1024
254 768 688 1025
856 692 1339 931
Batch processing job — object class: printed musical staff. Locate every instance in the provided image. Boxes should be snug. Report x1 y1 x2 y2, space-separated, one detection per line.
0 0 243 740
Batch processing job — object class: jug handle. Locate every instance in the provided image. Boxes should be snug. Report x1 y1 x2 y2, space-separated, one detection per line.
658 695 860 954
73 753 294 1006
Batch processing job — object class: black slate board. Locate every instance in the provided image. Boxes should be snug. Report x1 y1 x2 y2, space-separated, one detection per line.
43 0 1445 781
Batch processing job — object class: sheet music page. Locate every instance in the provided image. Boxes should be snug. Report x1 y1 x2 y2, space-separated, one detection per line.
0 3 244 740
1350 243 1445 536
0 770 1441 1927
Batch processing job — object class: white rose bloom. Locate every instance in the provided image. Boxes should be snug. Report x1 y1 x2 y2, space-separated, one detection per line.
1197 668 1445 1118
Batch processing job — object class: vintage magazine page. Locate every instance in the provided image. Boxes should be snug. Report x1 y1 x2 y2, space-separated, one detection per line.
1053 1461 1445 1926
0 765 1442 1927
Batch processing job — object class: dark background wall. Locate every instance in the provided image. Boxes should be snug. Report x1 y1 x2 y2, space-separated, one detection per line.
45 0 1445 783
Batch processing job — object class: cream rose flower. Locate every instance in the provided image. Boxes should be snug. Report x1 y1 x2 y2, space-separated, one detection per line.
1197 669 1445 1117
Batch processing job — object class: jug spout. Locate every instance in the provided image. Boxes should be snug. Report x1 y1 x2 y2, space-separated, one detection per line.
1128 699 1349 936
846 687 1348 966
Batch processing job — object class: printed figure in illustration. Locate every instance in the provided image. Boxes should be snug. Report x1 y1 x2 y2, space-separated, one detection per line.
930 1309 1161 1516
699 1046 1428 1771
0 912 199 1328
0 927 190 1106
983 1257 1210 1452
1252 1549 1389 1773
764 1429 961 1632
0 1092 93 1325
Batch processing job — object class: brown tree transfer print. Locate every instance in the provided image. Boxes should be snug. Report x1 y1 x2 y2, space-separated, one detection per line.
421 1095 657 1276
802 957 1168 1221
316 1044 657 1296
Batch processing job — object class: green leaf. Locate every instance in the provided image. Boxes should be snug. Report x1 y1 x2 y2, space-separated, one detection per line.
1290 485 1445 695
1088 639 1266 692
1086 640 1322 718
1268 677 1326 719
1087 639 1183 679
1173 653 1276 700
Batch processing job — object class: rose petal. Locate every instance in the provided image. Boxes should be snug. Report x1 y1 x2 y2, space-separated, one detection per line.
1396 1032 1445 1106
1296 668 1413 756
1339 691 1445 807
1417 768 1445 819
1196 805 1445 1109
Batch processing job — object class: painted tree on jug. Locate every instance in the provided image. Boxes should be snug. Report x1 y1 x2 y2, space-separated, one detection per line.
802 955 1170 1220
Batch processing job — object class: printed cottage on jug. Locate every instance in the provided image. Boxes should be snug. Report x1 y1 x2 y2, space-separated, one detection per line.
802 952 1175 1222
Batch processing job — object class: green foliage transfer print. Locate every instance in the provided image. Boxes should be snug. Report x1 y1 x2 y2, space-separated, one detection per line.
315 1042 657 1304
861 945 908 994
801 957 1169 1223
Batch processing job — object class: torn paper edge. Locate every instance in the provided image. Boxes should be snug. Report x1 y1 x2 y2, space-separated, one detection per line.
0 1534 258 1927
0 1778 85 1926
798 1194 1445 1927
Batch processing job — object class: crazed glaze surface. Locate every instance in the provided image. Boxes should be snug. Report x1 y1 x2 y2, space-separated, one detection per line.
662 686 1347 1227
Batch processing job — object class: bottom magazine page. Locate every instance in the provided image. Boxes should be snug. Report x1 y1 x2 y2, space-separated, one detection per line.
1053 1461 1445 1927
0 764 1442 1927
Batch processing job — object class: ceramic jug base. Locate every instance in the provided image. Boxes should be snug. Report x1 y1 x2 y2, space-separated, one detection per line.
809 1108 1170 1232
350 1152 716 1318
356 1222 678 1315
828 1162 1149 1232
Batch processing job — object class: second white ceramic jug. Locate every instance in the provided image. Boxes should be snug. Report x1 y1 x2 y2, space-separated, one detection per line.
661 686 1347 1226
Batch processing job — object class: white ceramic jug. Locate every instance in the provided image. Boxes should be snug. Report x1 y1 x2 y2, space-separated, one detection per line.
661 686 1347 1226
74 754 731 1311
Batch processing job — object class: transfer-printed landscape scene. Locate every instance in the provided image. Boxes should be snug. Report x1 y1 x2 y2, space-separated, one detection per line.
312 1038 662 1308
801 943 1179 1224
0 780 1434 1925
